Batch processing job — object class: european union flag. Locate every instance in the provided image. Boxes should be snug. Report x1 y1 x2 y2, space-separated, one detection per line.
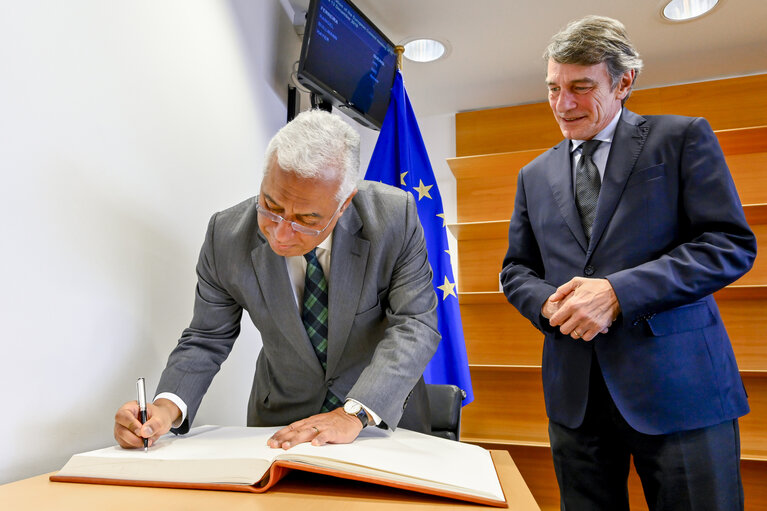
365 70 473 405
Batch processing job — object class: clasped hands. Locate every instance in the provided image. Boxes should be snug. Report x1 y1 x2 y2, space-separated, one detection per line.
542 277 620 342
114 400 363 450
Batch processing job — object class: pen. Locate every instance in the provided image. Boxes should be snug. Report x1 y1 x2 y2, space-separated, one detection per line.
136 377 148 452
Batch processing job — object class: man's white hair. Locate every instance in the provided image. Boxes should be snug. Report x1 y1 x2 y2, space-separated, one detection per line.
263 109 360 202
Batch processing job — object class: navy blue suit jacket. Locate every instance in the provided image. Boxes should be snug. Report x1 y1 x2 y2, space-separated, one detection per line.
501 108 756 435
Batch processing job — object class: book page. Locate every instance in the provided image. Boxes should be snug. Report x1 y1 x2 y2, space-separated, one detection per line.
57 426 282 484
279 427 505 502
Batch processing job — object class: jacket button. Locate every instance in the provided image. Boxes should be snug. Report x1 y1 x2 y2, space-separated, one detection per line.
584 265 595 276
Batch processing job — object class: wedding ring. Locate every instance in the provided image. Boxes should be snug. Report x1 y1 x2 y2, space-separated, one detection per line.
312 426 319 435
573 331 581 337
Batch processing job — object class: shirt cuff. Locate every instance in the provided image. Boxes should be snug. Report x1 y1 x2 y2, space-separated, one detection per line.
347 398 382 426
154 392 187 428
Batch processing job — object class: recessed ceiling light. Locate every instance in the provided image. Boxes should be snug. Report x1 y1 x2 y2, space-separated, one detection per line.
403 39 447 63
662 0 719 21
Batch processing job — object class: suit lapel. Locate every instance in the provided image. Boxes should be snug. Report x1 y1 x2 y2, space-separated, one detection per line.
250 235 324 377
547 139 589 251
326 203 369 377
589 109 649 253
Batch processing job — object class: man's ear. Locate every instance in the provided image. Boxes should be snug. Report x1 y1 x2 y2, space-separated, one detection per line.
340 188 358 214
615 69 635 101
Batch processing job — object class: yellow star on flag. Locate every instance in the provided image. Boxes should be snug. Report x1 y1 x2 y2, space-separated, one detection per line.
437 213 446 227
413 179 433 201
400 171 408 186
437 275 457 300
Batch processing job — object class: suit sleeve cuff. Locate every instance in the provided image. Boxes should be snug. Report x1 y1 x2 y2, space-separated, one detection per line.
347 398 382 426
154 392 187 429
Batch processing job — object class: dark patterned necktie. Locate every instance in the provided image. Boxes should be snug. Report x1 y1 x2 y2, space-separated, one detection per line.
302 249 342 412
575 139 602 241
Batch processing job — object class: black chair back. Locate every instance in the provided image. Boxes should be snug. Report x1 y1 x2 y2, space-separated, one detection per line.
426 384 463 441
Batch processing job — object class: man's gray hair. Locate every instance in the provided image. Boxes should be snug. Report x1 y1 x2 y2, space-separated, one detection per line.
263 109 360 202
544 15 643 93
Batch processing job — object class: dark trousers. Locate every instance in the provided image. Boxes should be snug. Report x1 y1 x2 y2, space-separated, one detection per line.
549 355 744 511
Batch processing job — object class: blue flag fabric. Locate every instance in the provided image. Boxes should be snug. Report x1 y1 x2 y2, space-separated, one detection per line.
364 71 473 405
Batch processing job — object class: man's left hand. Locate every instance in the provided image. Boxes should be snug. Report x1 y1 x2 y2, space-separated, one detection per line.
547 277 621 341
267 408 363 450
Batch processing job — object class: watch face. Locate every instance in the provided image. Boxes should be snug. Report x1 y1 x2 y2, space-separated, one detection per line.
344 401 362 414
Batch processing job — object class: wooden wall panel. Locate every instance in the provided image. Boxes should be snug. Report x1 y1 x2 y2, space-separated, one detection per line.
728 153 767 205
456 74 767 157
456 102 559 157
450 146 765 224
461 303 542 366
456 174 518 223
743 459 767 511
739 374 767 459
461 367 548 443
456 237 509 292
716 126 767 155
503 445 558 511
625 76 767 130
447 150 545 180
732 224 767 286
716 296 767 370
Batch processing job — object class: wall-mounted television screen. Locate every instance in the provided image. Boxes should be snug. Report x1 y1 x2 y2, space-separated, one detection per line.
297 0 397 130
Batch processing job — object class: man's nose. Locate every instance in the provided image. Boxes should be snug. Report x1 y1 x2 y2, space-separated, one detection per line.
272 217 295 240
556 90 576 113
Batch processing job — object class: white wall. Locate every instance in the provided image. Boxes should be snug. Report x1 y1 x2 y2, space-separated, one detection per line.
0 0 455 484
0 0 306 483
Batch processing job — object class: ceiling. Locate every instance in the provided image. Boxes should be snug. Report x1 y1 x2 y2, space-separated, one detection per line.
285 0 767 117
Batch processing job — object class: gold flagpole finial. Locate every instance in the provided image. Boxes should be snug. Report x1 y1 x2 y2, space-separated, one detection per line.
395 45 405 71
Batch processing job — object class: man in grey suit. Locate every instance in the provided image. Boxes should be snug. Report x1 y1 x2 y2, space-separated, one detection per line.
115 110 440 449
501 16 755 510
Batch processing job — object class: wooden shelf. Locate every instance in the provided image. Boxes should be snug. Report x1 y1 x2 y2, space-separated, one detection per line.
448 220 508 240
745 203 767 225
448 203 767 243
470 364 541 371
463 437 550 449
716 125 767 155
716 284 767 300
447 149 546 179
459 291 506 304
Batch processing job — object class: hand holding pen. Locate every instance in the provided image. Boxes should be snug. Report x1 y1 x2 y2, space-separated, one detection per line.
136 378 149 452
113 381 181 450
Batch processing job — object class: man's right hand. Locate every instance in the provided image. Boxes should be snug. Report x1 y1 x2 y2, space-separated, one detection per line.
113 398 181 449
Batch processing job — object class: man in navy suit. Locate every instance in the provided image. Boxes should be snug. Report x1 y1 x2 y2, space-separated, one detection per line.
501 15 756 510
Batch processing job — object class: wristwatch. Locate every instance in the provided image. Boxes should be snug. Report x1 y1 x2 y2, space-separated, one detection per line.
343 400 369 428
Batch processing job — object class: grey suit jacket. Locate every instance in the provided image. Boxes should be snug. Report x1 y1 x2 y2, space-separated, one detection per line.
157 181 440 433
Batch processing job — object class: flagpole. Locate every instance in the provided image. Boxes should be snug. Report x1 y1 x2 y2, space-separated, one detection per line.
395 45 404 71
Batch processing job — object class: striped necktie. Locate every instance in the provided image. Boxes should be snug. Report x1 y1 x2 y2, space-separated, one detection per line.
575 139 602 241
302 249 342 412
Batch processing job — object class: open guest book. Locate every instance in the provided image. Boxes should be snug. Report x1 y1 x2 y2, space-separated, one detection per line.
51 425 508 507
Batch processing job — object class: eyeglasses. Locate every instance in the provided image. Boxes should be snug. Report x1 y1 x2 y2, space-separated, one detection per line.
255 195 344 237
